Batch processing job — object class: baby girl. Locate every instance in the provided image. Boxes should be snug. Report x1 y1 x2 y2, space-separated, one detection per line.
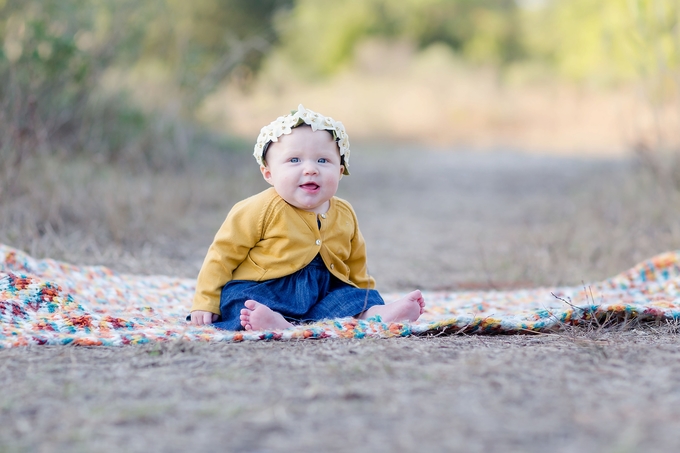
190 105 425 330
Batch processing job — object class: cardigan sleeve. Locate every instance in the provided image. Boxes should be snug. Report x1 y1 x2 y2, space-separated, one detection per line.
344 207 376 290
191 197 264 314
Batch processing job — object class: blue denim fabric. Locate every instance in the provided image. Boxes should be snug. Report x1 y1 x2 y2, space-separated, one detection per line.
212 254 384 331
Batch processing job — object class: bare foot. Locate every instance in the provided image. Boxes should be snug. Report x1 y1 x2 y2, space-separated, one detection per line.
240 300 293 331
358 290 425 323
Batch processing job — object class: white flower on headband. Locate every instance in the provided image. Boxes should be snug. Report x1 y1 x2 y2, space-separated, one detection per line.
254 104 351 175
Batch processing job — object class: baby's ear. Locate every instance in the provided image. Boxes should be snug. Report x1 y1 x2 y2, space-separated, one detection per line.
260 165 274 185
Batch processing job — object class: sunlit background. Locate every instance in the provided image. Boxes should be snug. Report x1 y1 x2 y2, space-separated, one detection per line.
0 0 679 284
3 5 680 451
2 0 678 163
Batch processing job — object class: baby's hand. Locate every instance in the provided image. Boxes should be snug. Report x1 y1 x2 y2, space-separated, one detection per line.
190 310 219 326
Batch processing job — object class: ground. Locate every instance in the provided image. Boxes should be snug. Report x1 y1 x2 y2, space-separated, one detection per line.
1 146 679 452
3 334 680 453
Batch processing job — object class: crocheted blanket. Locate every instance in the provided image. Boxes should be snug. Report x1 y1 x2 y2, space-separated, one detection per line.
1 244 679 347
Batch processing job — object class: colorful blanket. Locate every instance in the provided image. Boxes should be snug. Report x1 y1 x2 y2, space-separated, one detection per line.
1 244 679 347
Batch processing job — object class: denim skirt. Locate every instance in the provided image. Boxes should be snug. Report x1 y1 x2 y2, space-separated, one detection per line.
212 254 385 331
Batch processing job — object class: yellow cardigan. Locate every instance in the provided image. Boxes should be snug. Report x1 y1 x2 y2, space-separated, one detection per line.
191 187 376 314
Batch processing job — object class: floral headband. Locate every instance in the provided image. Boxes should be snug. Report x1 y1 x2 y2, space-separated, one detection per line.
254 104 351 175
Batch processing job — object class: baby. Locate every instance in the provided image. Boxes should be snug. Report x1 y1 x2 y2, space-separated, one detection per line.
190 105 425 331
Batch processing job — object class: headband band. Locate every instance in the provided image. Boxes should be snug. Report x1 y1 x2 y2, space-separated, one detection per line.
254 104 350 175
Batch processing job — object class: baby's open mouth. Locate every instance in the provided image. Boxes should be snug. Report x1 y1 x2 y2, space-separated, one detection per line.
300 183 320 190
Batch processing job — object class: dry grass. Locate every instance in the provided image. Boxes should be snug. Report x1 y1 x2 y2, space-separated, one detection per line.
1 146 680 452
0 151 262 277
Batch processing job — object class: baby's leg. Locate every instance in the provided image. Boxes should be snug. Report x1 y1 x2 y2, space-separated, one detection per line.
358 290 425 323
240 300 293 331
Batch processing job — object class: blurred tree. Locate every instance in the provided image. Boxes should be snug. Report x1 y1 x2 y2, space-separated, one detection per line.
139 0 293 103
0 0 292 183
274 0 523 76
520 0 679 84
624 0 680 185
521 0 680 181
0 0 159 170
625 0 679 100
1 0 677 187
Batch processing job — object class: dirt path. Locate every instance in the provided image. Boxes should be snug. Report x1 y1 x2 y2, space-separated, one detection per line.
1 148 679 452
339 147 631 290
2 333 679 452
157 146 674 290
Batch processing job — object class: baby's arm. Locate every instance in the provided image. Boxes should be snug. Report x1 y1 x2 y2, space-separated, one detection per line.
191 196 264 323
345 210 376 289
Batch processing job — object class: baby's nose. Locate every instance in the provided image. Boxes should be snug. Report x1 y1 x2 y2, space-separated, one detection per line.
303 163 318 174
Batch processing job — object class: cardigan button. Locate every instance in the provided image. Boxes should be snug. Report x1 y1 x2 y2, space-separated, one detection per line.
315 239 321 246
330 264 334 269
320 213 327 219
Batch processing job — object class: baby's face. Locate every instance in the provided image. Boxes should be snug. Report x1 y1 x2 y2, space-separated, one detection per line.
260 126 344 214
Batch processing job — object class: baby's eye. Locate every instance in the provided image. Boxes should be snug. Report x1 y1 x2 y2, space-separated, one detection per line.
317 158 327 163
290 157 300 163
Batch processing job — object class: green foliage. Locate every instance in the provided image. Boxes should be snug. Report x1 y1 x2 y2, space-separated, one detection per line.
0 0 291 192
139 0 293 102
0 0 153 170
274 0 374 76
520 0 679 84
625 0 680 100
275 0 522 76
273 0 678 86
